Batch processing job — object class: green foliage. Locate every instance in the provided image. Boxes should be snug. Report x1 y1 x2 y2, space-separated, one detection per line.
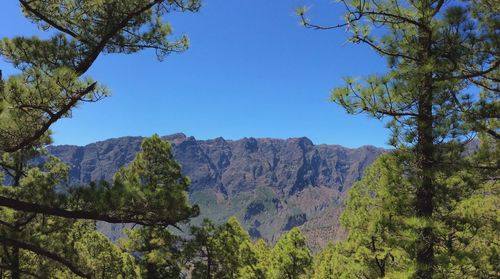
268 228 312 279
239 239 271 279
0 135 198 278
308 144 499 278
313 155 415 278
122 226 182 279
58 223 141 279
300 0 499 277
69 134 199 226
0 0 200 153
0 1 200 277
309 242 363 279
184 218 313 279
0 220 140 278
185 217 256 279
1 0 497 278
109 135 199 278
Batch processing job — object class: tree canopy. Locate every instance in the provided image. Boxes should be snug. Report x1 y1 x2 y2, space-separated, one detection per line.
0 1 200 277
298 0 499 277
0 0 497 278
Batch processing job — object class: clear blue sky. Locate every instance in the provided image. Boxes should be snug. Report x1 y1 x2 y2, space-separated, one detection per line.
0 0 390 148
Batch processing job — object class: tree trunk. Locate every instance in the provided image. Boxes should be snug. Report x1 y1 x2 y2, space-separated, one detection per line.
206 249 212 279
11 247 20 279
415 90 435 278
11 164 21 279
415 3 435 277
0 69 3 93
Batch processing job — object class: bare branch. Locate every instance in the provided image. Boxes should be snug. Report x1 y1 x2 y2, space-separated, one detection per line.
352 35 417 61
467 78 500 93
299 13 358 30
361 11 430 32
431 0 446 16
369 108 419 117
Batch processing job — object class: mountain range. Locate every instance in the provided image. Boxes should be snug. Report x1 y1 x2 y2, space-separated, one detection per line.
49 133 386 250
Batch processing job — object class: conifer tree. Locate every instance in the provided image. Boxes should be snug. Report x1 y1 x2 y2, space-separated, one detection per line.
308 147 498 278
269 228 312 279
122 226 183 278
0 1 200 277
299 0 498 277
239 239 271 279
185 217 257 279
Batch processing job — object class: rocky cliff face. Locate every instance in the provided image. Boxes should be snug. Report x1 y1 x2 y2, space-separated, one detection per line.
49 133 385 249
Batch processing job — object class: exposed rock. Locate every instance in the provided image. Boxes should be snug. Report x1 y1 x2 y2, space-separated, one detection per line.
248 227 262 239
283 213 307 231
49 134 386 248
244 201 266 221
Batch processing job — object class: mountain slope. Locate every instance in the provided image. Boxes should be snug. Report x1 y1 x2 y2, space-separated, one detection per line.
49 133 385 249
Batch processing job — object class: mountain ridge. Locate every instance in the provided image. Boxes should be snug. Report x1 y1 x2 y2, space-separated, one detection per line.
49 133 386 249
53 132 385 150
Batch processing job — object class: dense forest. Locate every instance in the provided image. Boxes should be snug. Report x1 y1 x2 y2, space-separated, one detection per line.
0 0 498 278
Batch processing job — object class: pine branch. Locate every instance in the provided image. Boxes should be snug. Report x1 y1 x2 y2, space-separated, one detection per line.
0 264 43 279
369 108 419 117
0 195 181 227
19 0 85 43
352 35 417 61
74 0 166 75
439 60 500 81
0 235 91 279
2 82 97 153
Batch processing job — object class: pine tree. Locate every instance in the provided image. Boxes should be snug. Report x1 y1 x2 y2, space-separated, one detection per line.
309 147 498 278
269 228 312 279
316 154 416 278
299 0 498 277
0 134 199 278
0 1 200 275
122 226 183 278
239 239 271 279
309 141 498 278
185 217 257 279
